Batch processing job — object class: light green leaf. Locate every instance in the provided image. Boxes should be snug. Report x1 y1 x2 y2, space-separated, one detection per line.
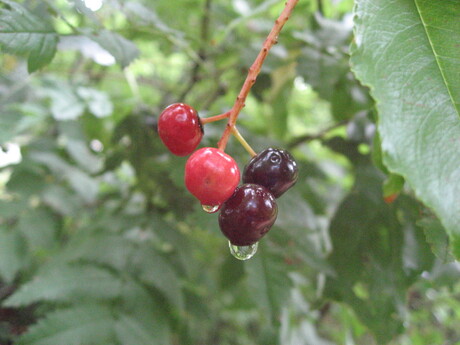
90 30 139 68
16 305 115 345
44 81 85 121
0 0 58 72
30 151 99 203
4 264 123 307
351 0 460 257
0 111 22 143
76 87 113 118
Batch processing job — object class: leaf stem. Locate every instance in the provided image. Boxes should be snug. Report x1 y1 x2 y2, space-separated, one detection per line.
217 0 299 152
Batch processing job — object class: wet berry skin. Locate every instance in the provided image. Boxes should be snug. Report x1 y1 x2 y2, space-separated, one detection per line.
185 147 240 207
219 184 278 246
158 103 203 156
243 147 298 198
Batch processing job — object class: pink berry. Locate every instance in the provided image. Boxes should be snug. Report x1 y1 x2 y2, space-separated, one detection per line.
185 147 240 206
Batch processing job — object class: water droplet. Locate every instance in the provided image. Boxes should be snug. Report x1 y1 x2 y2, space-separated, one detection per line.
229 241 258 260
202 204 220 213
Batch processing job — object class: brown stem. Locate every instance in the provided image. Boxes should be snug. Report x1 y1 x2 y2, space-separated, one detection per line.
200 111 231 124
217 0 299 151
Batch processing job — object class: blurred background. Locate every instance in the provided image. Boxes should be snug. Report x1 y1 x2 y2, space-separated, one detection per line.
0 0 459 344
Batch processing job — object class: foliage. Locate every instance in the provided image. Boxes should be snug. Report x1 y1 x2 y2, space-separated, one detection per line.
0 0 459 344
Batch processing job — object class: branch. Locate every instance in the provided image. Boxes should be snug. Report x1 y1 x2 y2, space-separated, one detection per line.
217 0 300 151
178 0 213 101
287 121 347 149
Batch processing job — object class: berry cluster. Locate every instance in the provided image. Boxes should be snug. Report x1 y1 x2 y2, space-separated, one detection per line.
158 103 298 254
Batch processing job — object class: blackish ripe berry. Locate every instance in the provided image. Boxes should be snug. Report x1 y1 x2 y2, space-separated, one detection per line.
219 184 278 246
243 147 298 198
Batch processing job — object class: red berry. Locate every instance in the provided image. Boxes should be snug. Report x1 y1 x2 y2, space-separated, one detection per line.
185 147 240 206
219 184 278 246
158 103 203 156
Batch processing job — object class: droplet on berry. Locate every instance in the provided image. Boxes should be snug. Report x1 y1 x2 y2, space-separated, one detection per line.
228 241 258 260
243 147 298 198
158 103 203 156
219 184 278 246
202 204 220 213
185 147 240 207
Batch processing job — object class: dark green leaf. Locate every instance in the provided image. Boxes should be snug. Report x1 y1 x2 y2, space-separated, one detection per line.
245 242 292 325
351 0 460 257
16 305 116 345
4 264 123 307
419 217 454 263
0 0 58 72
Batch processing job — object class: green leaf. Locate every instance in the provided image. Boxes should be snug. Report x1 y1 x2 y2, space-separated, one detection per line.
43 79 85 121
90 30 139 68
30 151 99 203
351 0 460 257
382 173 404 198
17 208 58 253
419 217 455 263
115 314 171 345
0 0 58 72
324 161 435 343
119 281 172 345
4 264 123 307
59 233 134 271
16 305 115 345
76 87 113 118
414 0 460 113
132 246 184 310
0 227 29 283
245 242 292 325
0 111 22 143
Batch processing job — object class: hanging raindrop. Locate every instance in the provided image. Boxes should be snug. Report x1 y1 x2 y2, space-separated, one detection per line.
202 204 220 213
228 241 258 260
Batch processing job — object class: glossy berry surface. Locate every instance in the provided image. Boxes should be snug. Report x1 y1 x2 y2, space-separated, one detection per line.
243 147 298 198
219 184 278 246
158 103 203 156
185 147 240 206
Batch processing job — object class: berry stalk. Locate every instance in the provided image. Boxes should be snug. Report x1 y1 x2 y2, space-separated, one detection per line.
231 126 257 157
200 111 231 125
217 0 299 152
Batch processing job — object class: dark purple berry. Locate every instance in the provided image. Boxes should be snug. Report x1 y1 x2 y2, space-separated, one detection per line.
219 184 278 246
243 147 298 198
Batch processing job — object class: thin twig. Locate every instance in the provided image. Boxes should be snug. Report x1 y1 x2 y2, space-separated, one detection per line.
217 0 299 151
178 0 213 101
287 121 347 149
